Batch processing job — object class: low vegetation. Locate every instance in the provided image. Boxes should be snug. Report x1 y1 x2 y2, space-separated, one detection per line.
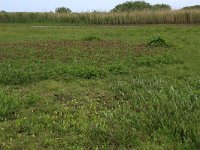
148 36 169 48
0 24 199 149
0 9 200 24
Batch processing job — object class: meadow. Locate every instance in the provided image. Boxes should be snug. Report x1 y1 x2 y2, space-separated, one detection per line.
0 24 200 149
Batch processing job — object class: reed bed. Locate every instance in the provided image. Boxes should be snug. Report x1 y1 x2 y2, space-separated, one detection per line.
0 10 200 24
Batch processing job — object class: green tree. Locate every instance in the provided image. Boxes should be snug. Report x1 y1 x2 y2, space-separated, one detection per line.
152 4 171 10
55 7 72 13
111 1 151 12
182 5 200 10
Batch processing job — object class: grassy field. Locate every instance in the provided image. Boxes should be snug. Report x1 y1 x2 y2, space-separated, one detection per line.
0 24 200 149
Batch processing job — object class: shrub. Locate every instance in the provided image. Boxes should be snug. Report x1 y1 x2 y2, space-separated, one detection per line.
182 5 200 10
111 1 171 12
111 1 151 12
55 7 72 13
152 4 171 10
148 36 169 47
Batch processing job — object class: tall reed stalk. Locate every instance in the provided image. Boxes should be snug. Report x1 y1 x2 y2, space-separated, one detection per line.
0 10 200 24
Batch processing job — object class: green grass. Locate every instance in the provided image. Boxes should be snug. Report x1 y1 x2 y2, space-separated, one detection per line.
0 24 200 149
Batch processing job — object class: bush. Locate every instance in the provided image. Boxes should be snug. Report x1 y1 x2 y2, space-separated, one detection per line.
111 1 172 12
148 36 169 47
182 5 200 10
55 7 72 13
111 1 151 12
152 4 171 10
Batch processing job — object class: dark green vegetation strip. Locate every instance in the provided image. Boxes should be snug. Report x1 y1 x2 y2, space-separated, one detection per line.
0 25 200 149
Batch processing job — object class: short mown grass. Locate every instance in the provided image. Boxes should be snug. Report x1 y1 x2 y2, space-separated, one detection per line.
0 24 199 149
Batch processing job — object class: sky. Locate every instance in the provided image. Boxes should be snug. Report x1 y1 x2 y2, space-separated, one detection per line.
0 0 200 12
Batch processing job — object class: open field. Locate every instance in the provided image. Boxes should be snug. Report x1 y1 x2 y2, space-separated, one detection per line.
0 24 200 149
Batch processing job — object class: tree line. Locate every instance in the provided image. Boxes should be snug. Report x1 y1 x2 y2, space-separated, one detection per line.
111 1 171 12
55 1 200 13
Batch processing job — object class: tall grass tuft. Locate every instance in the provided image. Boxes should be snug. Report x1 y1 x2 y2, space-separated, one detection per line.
0 10 200 24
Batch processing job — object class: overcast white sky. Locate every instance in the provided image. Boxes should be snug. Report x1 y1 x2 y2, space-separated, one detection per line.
0 0 200 12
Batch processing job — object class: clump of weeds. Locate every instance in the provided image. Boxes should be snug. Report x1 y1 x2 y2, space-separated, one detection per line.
83 36 102 41
148 36 169 48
